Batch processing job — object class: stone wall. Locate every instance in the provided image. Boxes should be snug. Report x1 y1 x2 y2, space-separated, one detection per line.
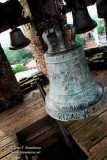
19 0 48 75
22 23 48 74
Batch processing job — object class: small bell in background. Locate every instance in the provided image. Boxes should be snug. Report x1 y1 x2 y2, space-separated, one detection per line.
65 0 97 34
9 26 31 50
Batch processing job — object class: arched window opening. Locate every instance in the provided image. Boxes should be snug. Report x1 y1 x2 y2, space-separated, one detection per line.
0 28 38 82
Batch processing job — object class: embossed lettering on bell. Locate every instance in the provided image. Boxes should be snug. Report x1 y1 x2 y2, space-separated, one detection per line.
43 25 106 121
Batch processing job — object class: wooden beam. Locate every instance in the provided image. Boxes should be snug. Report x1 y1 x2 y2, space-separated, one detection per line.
79 122 107 150
87 156 97 160
1 151 22 160
0 17 30 33
0 0 97 33
0 0 30 33
89 137 107 160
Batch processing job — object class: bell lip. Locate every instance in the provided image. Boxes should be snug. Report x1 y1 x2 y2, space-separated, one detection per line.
8 39 31 50
46 92 106 121
75 21 97 34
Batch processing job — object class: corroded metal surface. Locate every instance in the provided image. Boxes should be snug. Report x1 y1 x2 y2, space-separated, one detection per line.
42 25 66 54
44 44 106 121
9 27 30 50
42 24 76 54
72 8 97 34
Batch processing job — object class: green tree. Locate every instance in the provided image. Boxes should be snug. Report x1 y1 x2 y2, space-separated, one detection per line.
97 19 104 34
12 65 26 74
20 57 33 65
98 19 103 25
3 47 34 65
75 35 85 48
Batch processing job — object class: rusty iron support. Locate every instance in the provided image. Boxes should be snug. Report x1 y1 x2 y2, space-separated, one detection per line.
34 77 78 160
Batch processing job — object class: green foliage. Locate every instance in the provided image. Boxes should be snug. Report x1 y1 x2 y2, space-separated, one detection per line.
12 65 26 74
4 48 34 65
75 35 85 48
98 19 103 25
20 57 33 65
97 19 104 34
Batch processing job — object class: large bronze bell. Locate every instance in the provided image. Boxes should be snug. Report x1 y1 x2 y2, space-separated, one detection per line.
72 7 97 34
9 27 31 50
42 24 106 121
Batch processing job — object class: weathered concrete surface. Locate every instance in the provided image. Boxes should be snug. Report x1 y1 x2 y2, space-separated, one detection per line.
96 0 107 18
0 44 23 112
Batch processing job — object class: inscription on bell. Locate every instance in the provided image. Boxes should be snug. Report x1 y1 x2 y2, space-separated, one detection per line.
57 103 104 121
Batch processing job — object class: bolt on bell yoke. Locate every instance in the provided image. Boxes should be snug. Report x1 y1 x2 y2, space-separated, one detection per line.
42 24 106 121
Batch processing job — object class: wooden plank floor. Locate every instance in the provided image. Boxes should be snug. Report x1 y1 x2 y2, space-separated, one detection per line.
0 70 107 160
